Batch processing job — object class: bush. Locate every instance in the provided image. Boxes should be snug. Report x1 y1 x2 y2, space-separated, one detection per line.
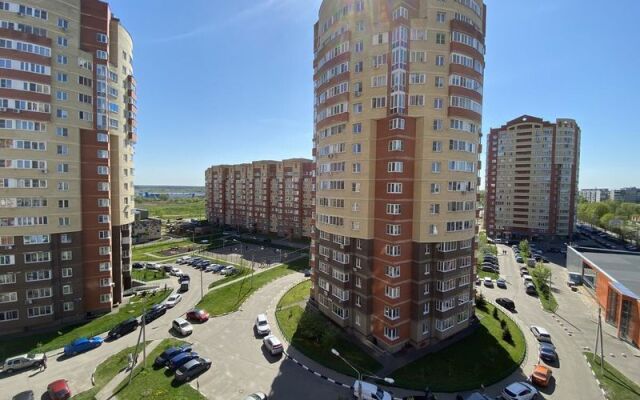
475 293 487 311
500 319 507 330
502 327 513 344
492 307 499 320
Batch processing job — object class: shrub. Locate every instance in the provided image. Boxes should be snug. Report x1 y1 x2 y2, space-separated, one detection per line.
500 319 507 330
502 327 513 344
492 307 499 320
475 293 487 311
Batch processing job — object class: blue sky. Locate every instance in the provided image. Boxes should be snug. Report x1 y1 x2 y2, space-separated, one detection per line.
109 0 640 189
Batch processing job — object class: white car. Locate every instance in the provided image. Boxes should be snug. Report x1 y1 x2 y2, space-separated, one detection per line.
255 313 271 335
263 335 283 355
353 380 392 400
530 325 552 343
164 293 182 308
170 267 183 276
172 318 193 336
501 381 538 400
483 277 494 287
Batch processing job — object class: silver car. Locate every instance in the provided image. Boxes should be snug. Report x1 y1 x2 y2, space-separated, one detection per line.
1 353 45 373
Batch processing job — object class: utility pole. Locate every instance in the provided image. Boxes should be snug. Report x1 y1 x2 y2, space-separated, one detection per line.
142 304 147 368
200 266 204 301
594 307 604 374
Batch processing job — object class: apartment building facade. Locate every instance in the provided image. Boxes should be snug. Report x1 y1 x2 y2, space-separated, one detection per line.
612 187 640 203
485 115 580 240
311 0 485 353
0 0 137 334
580 188 610 203
205 159 314 239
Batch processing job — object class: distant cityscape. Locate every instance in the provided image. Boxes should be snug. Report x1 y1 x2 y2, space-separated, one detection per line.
580 187 640 203
135 185 206 199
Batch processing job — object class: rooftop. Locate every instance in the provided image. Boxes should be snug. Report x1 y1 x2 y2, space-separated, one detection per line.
576 247 640 299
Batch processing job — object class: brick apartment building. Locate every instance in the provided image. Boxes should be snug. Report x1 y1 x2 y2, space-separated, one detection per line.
485 115 580 240
205 159 314 239
0 0 137 334
311 0 485 353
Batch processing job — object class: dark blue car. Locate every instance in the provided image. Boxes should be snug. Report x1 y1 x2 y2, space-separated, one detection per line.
154 345 193 367
63 336 104 356
168 351 199 371
539 342 557 362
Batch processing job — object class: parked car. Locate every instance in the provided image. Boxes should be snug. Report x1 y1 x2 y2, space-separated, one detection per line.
179 281 190 292
520 267 529 276
172 318 193 336
174 357 212 382
212 264 226 273
501 381 538 400
522 274 533 285
352 380 392 400
63 336 103 356
496 278 507 288
145 263 160 270
481 265 498 273
132 262 144 269
496 297 515 312
516 256 524 263
465 393 493 400
168 351 200 371
161 264 173 273
530 364 552 387
530 326 552 343
255 313 271 335
244 393 268 400
483 277 494 287
170 267 184 276
186 308 210 322
525 283 537 295
1 353 45 373
164 293 182 308
154 345 193 367
263 335 284 356
179 274 190 283
221 266 238 276
12 391 35 400
107 318 139 340
47 380 71 400
539 342 557 362
143 304 167 323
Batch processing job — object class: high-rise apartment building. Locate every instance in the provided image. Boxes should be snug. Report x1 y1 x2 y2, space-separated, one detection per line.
580 188 610 203
0 0 137 334
205 159 314 239
485 115 580 240
311 0 485 353
612 187 640 203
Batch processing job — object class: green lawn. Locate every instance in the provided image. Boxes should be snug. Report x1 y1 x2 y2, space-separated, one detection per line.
208 266 251 288
477 269 499 280
196 257 308 316
0 290 171 360
276 305 381 377
584 352 640 400
132 269 168 282
136 198 205 220
277 279 311 309
72 342 150 400
113 339 205 400
527 265 558 312
391 304 526 392
132 235 223 262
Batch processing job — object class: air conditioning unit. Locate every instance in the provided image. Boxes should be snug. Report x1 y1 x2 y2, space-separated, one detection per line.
12 109 21 113
0 107 6 112
18 11 25 16
41 169 48 174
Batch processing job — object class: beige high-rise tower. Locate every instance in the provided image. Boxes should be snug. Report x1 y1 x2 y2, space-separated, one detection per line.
0 0 137 334
311 0 486 353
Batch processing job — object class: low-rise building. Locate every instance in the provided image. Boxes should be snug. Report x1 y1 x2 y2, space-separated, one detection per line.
132 209 161 244
567 246 640 347
580 188 610 203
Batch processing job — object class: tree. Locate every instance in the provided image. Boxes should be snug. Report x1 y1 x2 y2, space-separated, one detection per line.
600 213 615 229
532 264 552 285
492 307 499 320
502 327 513 344
519 240 530 259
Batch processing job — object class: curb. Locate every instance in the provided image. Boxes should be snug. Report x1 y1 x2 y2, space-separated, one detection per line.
583 354 609 400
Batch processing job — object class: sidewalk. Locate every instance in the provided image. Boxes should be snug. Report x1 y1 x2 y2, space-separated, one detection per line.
95 340 163 400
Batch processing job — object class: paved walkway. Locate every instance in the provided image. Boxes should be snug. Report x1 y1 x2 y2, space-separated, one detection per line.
95 340 163 400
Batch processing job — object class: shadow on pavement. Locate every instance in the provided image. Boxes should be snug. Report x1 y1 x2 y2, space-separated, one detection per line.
539 375 557 395
260 345 283 364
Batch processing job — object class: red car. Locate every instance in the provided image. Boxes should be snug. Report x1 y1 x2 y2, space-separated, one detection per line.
186 308 209 322
47 379 71 400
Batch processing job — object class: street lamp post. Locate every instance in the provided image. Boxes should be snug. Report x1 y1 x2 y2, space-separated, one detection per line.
330 348 394 399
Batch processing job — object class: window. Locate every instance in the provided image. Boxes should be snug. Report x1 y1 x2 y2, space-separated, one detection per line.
354 61 363 73
384 306 400 320
96 33 108 43
354 40 363 52
388 161 403 173
57 18 69 29
430 204 440 215
58 199 69 208
353 103 363 113
392 6 408 20
98 182 109 191
99 246 111 255
433 98 443 109
356 21 365 31
62 285 72 295
79 111 92 121
58 182 69 191
386 224 401 236
56 127 68 137
435 76 444 88
0 255 15 266
432 161 441 173
387 183 402 193
25 270 51 281
100 294 111 303
62 267 72 278
97 132 108 142
435 55 445 66
352 143 362 154
371 96 386 108
97 165 109 175
433 119 443 131
56 90 68 101
352 163 361 173
386 204 401 215
63 302 74 311
96 50 108 60
384 326 399 340
57 36 68 47
409 73 426 84
57 54 67 64
385 244 401 256
437 11 447 23
389 140 404 151
28 305 53 318
410 50 426 63
429 224 438 235
58 217 70 226
385 285 400 299
56 108 68 119
436 32 446 44
98 215 110 223
423 302 430 315
390 117 405 130
99 230 110 239
431 183 440 194
433 141 442 152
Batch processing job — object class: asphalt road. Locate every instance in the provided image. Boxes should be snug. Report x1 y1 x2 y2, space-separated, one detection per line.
478 244 603 400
